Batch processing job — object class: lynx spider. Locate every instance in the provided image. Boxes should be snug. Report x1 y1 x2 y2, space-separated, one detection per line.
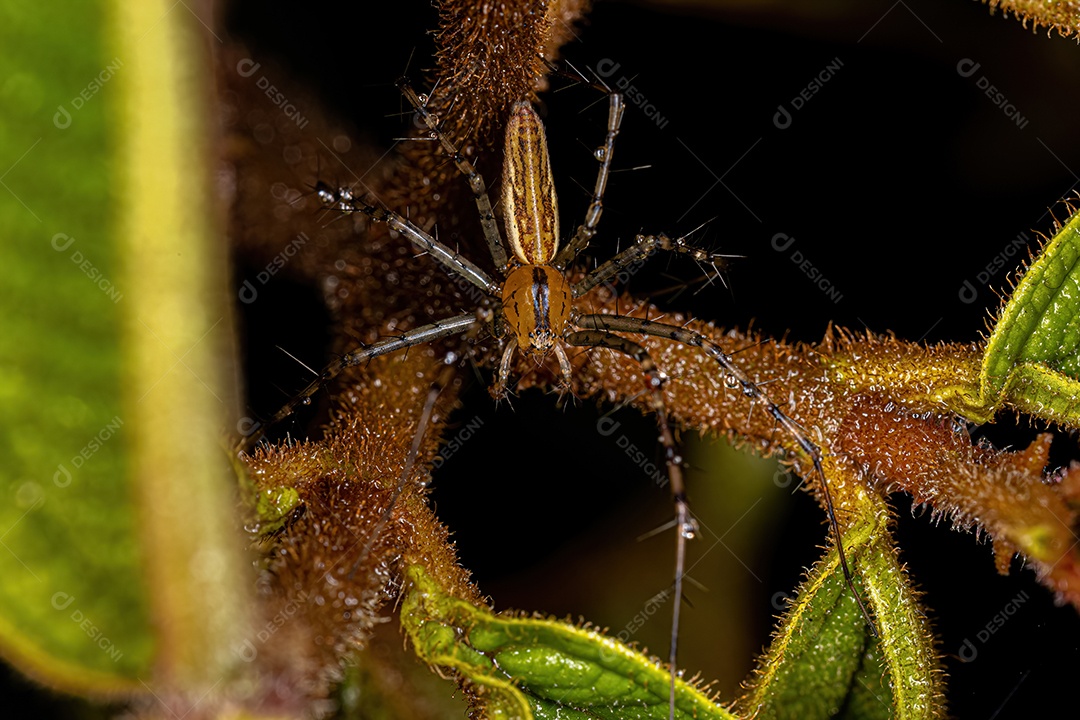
255 78 872 717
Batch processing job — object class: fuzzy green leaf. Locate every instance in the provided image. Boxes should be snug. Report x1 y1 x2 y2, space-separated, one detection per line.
401 564 737 720
950 204 1080 425
738 490 939 720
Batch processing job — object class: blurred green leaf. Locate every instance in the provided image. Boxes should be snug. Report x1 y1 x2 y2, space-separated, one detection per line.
0 1 153 692
0 0 247 695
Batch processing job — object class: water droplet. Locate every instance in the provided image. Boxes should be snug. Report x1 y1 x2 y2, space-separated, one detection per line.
724 373 738 389
681 519 699 540
301 397 312 406
593 146 607 161
316 183 336 206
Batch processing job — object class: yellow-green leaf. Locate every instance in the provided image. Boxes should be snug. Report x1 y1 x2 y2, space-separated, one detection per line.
401 564 736 720
949 203 1080 425
0 0 248 695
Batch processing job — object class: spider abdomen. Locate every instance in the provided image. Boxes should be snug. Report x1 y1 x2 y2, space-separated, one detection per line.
502 264 572 355
502 101 560 265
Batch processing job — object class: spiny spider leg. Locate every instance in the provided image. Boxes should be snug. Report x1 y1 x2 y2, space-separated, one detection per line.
346 355 461 580
572 232 730 298
553 92 625 269
243 313 478 451
566 329 694 719
328 189 498 295
574 313 877 632
396 78 509 273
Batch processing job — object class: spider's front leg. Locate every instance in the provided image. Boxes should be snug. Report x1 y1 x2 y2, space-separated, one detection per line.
397 78 510 274
553 91 625 269
573 233 733 298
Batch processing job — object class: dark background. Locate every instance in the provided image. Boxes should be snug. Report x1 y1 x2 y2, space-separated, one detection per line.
14 1 1079 717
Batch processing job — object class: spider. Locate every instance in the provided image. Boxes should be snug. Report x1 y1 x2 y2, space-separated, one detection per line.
249 77 871 717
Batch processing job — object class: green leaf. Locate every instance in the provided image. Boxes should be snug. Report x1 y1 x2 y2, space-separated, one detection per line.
0 1 153 692
837 641 891 720
737 490 940 720
401 564 737 720
744 569 872 719
949 203 1080 425
111 0 251 686
0 0 248 694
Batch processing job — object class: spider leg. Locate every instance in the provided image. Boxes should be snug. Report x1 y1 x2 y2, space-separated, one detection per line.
242 313 479 452
572 232 730 298
565 329 694 720
397 79 510 274
347 354 460 580
553 91 625 269
492 337 519 401
330 192 499 296
553 343 573 392
574 313 877 635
